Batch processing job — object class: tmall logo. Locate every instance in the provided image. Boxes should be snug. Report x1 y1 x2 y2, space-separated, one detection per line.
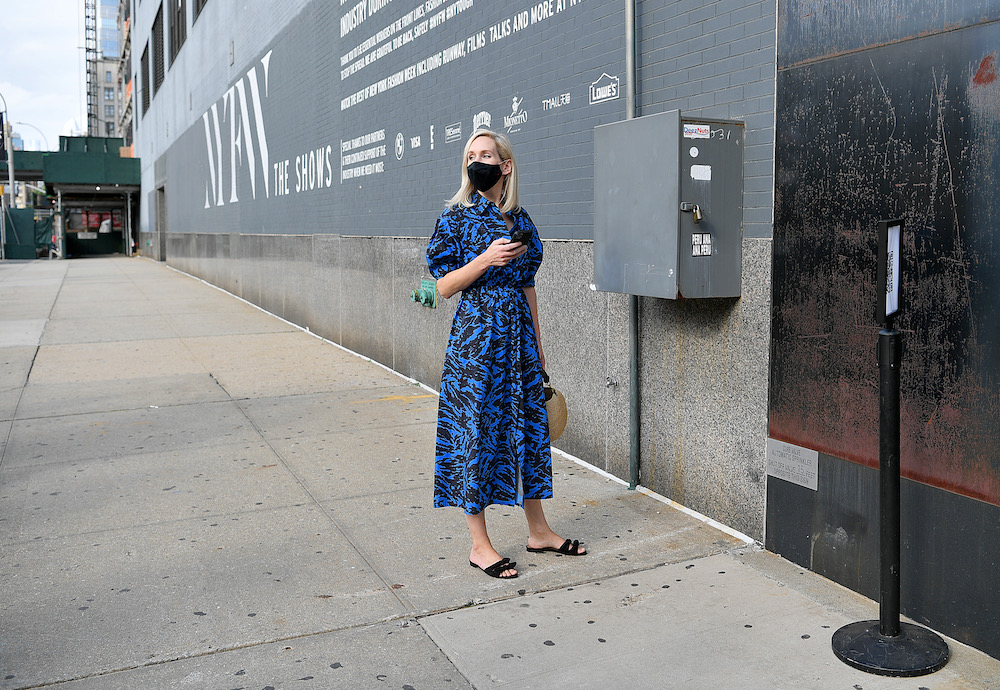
202 50 273 208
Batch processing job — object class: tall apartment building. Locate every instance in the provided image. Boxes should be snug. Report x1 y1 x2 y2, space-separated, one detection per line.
88 0 121 137
95 58 119 137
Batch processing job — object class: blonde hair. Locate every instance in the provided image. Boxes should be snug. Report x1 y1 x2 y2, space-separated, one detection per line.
445 129 521 213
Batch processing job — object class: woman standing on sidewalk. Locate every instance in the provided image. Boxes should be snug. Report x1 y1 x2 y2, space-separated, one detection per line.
427 129 586 580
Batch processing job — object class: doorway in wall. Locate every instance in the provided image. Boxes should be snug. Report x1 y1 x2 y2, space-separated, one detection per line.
155 186 167 261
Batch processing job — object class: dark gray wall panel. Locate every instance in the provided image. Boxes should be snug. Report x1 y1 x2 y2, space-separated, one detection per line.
766 454 1000 659
772 1 1000 659
771 24 1000 508
637 0 777 239
778 0 1000 68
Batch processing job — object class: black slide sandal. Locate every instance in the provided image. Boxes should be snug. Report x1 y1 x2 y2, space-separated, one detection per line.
526 538 586 556
470 558 518 578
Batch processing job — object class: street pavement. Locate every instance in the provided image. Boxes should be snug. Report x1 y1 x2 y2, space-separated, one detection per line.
1 256 998 689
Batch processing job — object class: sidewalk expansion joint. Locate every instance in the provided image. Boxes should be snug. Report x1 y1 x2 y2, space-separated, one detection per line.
410 546 753 621
9 549 751 690
8 395 241 423
0 265 66 472
9 613 426 690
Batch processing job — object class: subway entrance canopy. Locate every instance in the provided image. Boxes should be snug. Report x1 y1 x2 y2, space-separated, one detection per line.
1 136 140 258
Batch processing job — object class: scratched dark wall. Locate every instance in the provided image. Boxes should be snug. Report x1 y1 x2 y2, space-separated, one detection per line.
770 1 1000 657
778 0 1000 67
771 15 1000 505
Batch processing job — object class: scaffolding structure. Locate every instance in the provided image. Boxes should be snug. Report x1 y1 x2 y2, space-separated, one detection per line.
85 0 98 135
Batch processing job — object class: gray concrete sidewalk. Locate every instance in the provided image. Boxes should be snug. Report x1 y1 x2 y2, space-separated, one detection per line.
1 257 997 689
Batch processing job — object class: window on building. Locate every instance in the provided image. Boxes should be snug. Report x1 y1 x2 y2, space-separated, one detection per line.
193 0 208 22
101 45 119 59
105 87 115 100
140 46 150 115
101 28 119 60
169 0 186 65
106 70 112 82
152 4 165 94
106 122 116 136
105 104 115 117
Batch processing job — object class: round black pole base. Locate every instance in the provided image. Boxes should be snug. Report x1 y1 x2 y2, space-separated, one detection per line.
832 620 950 677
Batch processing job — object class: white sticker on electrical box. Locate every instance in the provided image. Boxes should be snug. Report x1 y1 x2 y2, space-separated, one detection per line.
691 164 712 181
766 438 819 491
683 123 711 138
691 234 713 256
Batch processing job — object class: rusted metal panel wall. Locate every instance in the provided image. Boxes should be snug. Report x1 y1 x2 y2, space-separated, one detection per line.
770 0 1000 658
779 0 1000 67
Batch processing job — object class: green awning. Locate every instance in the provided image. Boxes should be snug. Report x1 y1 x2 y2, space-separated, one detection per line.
0 136 139 187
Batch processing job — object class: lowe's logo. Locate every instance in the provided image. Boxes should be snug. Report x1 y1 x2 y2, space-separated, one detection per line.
202 50 273 207
589 73 620 105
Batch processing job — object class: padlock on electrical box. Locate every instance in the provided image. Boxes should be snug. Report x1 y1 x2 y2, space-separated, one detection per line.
680 202 703 224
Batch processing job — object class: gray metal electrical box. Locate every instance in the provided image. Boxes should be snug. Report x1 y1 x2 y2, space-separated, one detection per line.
593 110 744 299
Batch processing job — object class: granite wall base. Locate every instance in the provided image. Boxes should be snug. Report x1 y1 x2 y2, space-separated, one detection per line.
166 232 771 540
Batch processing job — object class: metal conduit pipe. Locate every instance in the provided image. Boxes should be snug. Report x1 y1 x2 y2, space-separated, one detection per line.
625 0 640 490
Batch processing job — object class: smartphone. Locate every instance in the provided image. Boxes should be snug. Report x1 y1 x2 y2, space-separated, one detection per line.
510 227 532 245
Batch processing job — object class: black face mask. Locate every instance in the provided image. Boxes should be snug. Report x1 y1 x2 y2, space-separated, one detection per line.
467 161 503 192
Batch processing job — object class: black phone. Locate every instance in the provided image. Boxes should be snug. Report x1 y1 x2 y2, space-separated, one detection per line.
510 227 531 245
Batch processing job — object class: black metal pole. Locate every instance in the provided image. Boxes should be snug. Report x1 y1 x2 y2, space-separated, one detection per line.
832 321 949 677
878 325 901 637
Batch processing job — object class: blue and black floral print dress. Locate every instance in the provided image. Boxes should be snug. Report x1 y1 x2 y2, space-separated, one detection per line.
427 193 552 515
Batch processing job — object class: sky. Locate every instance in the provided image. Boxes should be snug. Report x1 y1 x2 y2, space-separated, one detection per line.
1 1 88 151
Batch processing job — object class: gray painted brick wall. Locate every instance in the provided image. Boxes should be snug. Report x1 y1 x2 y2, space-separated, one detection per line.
135 0 774 241
137 0 627 242
135 0 778 540
638 0 776 239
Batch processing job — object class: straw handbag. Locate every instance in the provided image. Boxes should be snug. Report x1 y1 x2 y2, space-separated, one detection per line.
542 370 567 442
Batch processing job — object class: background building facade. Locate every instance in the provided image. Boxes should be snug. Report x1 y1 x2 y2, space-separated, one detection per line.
96 58 119 137
116 0 134 150
129 0 1000 659
87 0 122 137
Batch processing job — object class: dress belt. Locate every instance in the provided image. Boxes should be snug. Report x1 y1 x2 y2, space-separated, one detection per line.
462 284 524 295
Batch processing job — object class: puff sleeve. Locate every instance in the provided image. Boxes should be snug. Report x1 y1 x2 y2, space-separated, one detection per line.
516 210 540 288
427 210 462 279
